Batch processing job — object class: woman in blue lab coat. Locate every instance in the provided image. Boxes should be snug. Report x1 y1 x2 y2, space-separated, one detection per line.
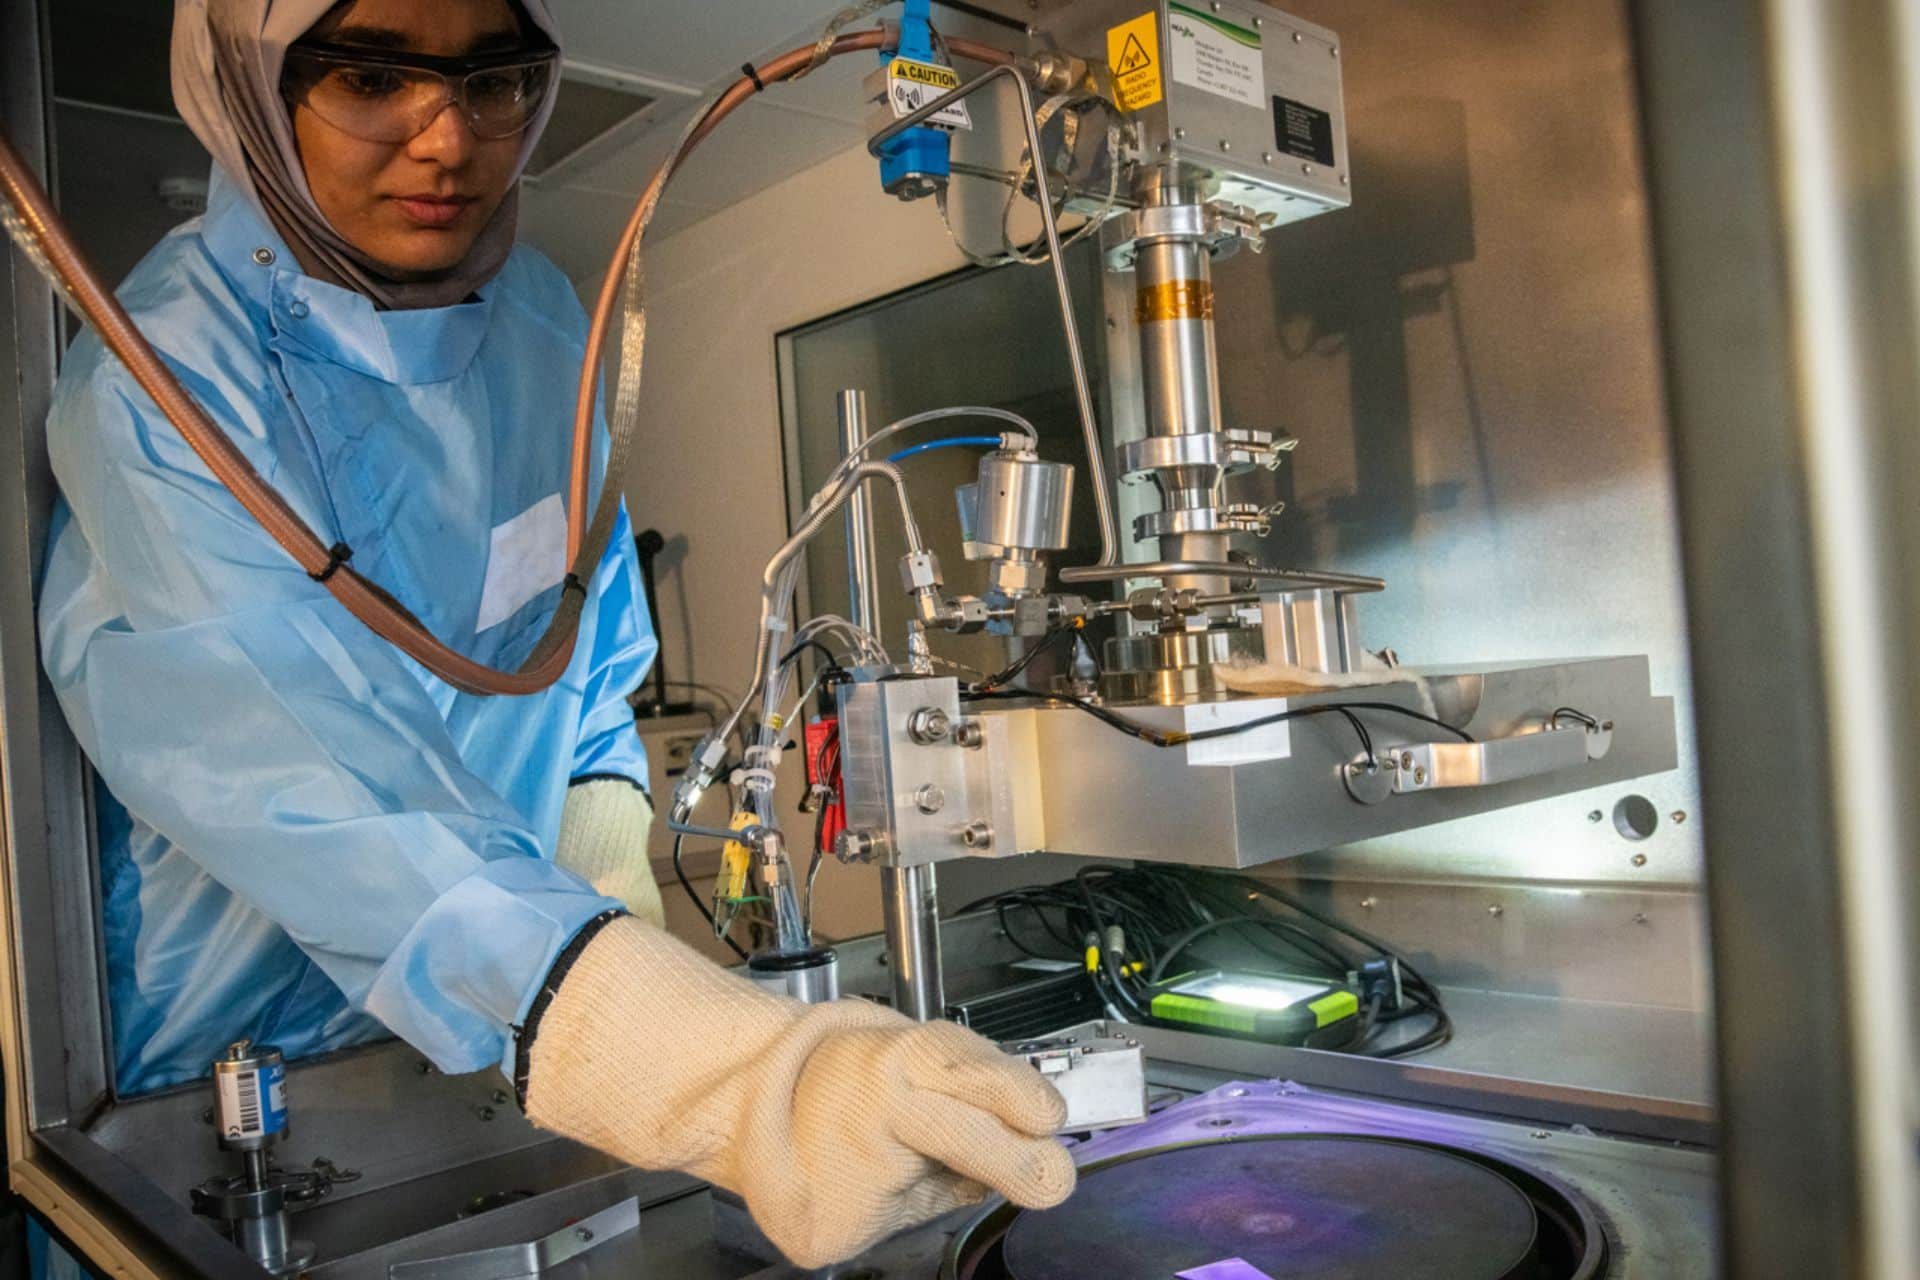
31 0 1072 1271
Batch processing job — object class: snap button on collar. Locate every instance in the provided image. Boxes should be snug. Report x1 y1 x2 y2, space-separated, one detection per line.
252 247 275 267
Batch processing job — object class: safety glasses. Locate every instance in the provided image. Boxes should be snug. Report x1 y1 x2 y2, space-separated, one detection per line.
282 41 560 144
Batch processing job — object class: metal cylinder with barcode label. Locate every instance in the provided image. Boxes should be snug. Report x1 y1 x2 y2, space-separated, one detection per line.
212 1039 287 1151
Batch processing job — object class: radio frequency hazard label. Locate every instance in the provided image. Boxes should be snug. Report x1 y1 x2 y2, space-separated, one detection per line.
886 58 971 130
1107 12 1163 112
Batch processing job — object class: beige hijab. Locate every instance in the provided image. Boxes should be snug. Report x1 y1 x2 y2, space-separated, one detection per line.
171 0 561 310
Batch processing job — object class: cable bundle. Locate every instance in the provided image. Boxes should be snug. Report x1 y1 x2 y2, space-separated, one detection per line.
955 865 1453 1059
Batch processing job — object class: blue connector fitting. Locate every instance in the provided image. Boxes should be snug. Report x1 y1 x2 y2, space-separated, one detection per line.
878 0 952 198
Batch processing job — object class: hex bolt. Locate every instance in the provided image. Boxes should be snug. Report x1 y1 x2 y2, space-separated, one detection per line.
961 821 994 850
907 706 951 744
914 784 947 815
835 829 878 862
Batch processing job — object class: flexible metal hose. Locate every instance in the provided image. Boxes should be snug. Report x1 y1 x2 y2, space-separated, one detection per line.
0 30 1014 696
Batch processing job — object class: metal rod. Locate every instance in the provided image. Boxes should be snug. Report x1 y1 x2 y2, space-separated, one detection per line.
881 863 945 1021
870 64 1120 567
838 390 883 642
837 389 945 1019
1060 560 1386 591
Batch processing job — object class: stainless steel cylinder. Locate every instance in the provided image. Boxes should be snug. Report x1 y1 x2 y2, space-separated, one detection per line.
1132 183 1231 596
882 863 945 1020
747 946 841 1003
964 452 1074 554
233 1202 294 1274
212 1040 286 1152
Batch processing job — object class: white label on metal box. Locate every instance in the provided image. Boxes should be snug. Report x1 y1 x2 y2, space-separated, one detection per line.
1168 2 1266 108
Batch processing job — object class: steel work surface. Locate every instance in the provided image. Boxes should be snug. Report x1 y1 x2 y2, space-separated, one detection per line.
1376 986 1712 1107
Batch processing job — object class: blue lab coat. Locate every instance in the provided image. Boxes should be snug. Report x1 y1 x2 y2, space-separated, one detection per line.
36 170 654 1096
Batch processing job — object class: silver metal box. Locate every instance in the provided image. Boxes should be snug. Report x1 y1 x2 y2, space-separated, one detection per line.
1045 0 1350 227
1003 1021 1149 1130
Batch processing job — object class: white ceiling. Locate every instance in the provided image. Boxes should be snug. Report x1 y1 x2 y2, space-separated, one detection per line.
521 0 1030 281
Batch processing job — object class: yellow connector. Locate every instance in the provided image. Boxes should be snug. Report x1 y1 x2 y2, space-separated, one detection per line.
712 812 756 934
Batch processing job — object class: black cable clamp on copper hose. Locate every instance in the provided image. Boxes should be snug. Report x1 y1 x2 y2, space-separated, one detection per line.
309 542 354 584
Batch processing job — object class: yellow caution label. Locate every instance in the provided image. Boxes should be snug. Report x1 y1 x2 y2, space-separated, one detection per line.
886 57 972 130
1107 12 1164 112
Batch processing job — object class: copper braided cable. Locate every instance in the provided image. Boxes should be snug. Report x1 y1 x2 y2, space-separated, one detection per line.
1 30 1014 697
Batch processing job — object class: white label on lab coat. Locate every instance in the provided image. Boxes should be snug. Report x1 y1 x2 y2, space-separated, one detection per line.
477 493 567 632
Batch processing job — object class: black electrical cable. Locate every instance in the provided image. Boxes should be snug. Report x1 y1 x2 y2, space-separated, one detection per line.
671 832 750 963
963 687 1474 754
955 864 1452 1059
972 626 1078 693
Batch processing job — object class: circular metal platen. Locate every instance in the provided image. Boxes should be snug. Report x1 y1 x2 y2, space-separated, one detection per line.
999 1136 1540 1280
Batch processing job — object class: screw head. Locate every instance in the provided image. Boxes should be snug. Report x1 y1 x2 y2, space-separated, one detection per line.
1293 31 1303 42
961 821 994 850
1671 810 1688 824
1487 903 1504 917
1588 810 1604 823
1339 174 1350 186
914 783 947 814
1252 15 1263 26
251 247 275 266
1219 139 1232 152
1530 1129 1550 1139
577 1227 595 1243
1175 126 1188 140
1631 852 1648 867
1413 766 1427 784
1302 163 1315 176
1359 896 1377 909
1633 913 1650 925
1262 150 1275 163
907 706 951 744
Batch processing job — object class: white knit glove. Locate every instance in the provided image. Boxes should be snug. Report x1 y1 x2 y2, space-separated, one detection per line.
554 779 666 928
524 917 1076 1268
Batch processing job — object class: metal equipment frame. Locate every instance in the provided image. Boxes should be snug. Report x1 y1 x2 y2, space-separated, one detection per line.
3 0 1919 1275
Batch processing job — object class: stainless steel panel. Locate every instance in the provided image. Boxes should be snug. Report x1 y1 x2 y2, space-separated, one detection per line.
1168 0 1703 890
1636 0 1913 1275
386 1197 638 1280
956 656 1674 867
0 0 113 1131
